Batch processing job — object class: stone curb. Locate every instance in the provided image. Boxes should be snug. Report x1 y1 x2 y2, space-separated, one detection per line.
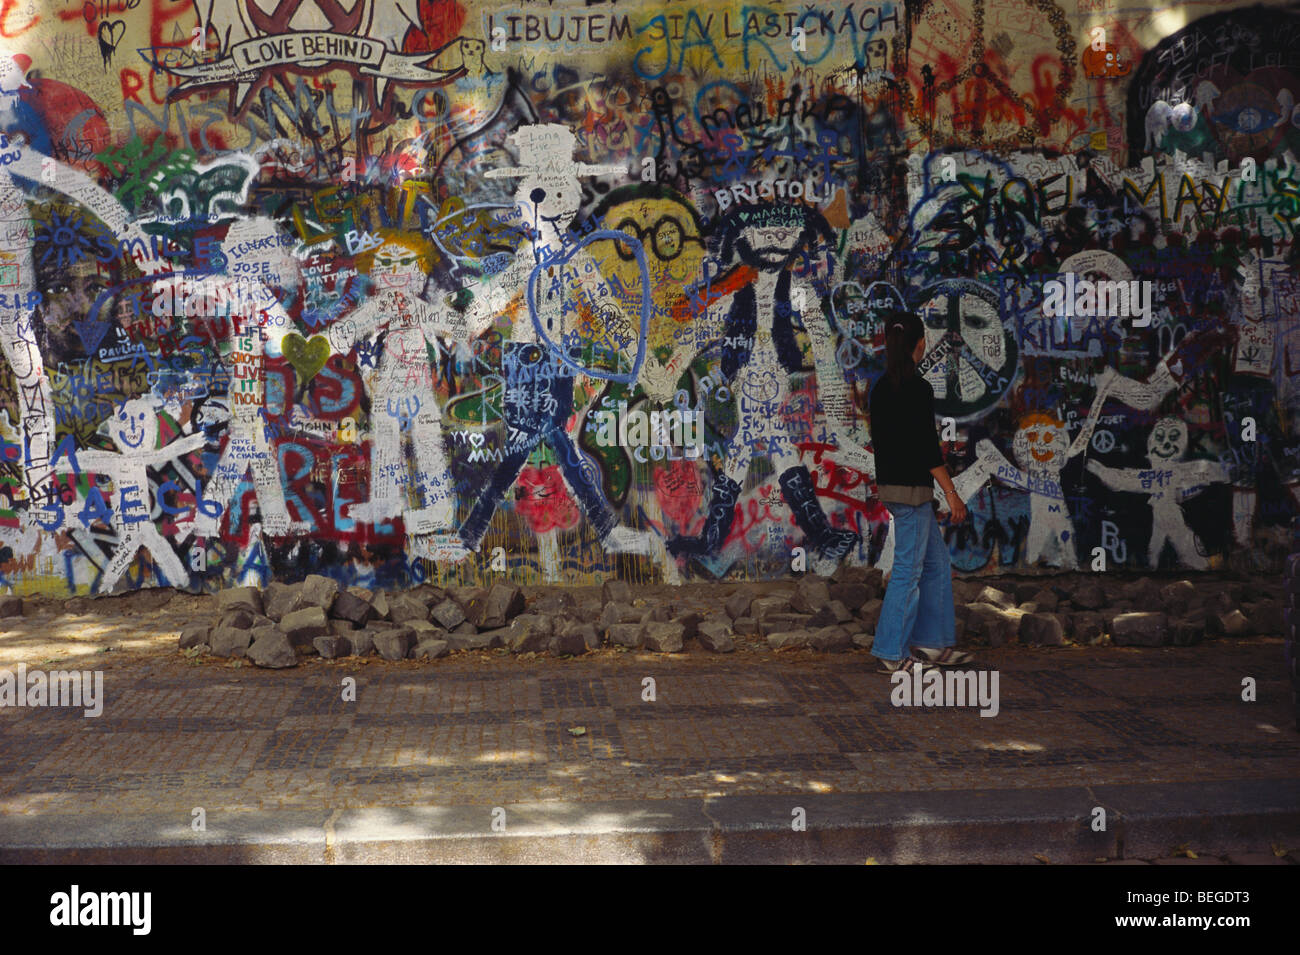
4 779 1296 864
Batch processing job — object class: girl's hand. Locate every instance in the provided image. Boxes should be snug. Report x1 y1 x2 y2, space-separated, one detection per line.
945 488 968 523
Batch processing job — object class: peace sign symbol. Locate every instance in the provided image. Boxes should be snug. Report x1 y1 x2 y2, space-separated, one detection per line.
913 278 1018 419
901 0 1078 149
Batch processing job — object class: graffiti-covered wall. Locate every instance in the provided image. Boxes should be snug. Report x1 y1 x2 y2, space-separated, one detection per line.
0 0 1296 594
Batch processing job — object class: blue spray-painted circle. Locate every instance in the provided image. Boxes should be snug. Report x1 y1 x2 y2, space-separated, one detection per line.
525 229 651 384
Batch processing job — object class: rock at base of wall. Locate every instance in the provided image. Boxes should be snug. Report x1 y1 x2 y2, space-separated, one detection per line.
209 627 252 658
791 577 830 614
1111 612 1170 647
695 621 735 653
599 603 643 630
508 615 553 653
262 581 296 622
644 622 686 653
219 608 256 630
1075 579 1111 611
809 626 853 652
966 604 1021 647
725 592 753 620
1019 612 1065 647
1245 600 1283 635
410 638 450 660
1028 589 1059 613
373 628 415 661
430 599 467 630
810 600 853 627
300 574 340 613
1208 609 1250 637
1171 616 1205 646
607 622 645 648
828 581 873 611
750 595 793 619
218 586 263 617
1071 612 1105 644
280 607 330 647
179 626 210 650
313 635 351 659
857 599 884 633
330 591 374 627
550 626 591 656
474 583 527 629
759 612 815 636
767 630 812 650
602 580 632 606
973 586 1015 610
248 631 298 668
388 592 430 624
1159 580 1197 614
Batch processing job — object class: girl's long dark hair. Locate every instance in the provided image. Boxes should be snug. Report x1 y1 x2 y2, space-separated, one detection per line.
883 310 925 390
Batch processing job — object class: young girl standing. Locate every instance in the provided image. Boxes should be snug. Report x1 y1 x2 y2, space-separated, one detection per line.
868 311 972 673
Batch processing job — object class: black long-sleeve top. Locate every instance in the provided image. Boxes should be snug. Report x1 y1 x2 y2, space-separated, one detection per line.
868 372 945 497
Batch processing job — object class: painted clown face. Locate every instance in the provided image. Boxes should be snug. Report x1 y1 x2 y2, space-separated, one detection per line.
1147 417 1188 462
112 399 156 452
1013 413 1068 471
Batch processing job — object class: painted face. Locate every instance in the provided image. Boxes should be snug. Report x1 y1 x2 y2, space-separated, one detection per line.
590 196 706 347
1013 413 1068 471
515 169 582 233
736 222 802 270
40 255 107 349
1148 416 1188 462
372 241 425 293
112 399 156 452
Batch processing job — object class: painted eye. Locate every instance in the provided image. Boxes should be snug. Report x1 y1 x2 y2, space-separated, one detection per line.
1043 432 1054 443
1027 431 1039 442
1213 106 1277 134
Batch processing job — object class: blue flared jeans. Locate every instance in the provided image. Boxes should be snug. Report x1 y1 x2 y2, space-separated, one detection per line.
871 501 956 662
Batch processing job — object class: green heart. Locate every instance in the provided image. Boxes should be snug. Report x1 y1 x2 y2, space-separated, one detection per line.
281 333 330 384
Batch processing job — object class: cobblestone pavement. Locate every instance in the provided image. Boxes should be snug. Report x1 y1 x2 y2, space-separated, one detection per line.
1 604 1297 862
